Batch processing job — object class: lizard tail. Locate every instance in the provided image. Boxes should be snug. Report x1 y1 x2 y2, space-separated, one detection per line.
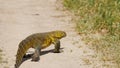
15 40 31 68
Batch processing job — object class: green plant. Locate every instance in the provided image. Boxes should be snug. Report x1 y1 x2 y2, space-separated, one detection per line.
63 0 120 67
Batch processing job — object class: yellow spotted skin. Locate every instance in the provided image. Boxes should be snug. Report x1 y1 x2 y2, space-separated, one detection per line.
15 31 66 68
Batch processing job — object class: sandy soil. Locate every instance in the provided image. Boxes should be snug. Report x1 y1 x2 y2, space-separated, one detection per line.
0 0 103 68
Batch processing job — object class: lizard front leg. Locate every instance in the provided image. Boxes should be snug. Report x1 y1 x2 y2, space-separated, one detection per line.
53 40 60 53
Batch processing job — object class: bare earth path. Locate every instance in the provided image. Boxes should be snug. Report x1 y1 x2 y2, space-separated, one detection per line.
0 0 102 68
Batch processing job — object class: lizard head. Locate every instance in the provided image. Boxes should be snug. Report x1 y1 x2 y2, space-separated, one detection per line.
51 30 67 39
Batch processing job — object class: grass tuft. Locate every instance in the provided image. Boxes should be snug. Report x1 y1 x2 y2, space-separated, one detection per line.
0 49 3 63
63 0 120 67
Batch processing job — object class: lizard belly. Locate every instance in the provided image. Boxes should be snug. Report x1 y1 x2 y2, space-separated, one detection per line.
41 44 51 49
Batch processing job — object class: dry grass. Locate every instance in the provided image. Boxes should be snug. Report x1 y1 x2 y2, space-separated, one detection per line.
0 48 8 68
63 0 120 67
0 49 3 63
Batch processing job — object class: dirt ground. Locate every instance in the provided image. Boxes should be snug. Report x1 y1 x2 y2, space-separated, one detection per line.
0 0 103 68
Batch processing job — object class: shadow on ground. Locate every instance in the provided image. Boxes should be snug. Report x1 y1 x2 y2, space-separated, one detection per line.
18 48 64 67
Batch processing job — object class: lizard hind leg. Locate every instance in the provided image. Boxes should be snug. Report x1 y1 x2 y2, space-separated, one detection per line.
31 47 41 62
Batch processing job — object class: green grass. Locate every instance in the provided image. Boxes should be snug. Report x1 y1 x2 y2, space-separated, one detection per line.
63 0 120 67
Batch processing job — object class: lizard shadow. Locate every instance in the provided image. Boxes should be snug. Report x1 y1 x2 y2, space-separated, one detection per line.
21 48 64 65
